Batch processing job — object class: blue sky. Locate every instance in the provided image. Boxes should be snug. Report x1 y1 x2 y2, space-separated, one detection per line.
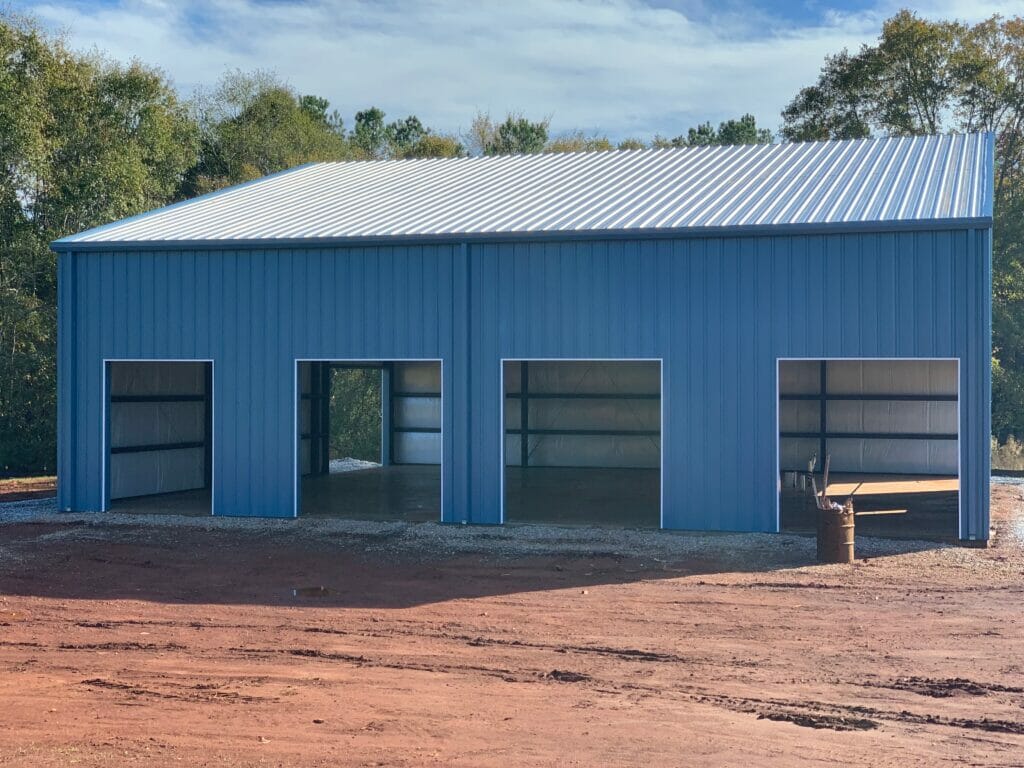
15 0 1020 141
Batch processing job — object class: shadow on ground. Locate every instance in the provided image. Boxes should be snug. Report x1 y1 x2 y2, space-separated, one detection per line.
0 505 950 609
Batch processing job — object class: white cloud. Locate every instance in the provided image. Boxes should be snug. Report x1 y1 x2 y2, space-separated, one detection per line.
24 0 1024 140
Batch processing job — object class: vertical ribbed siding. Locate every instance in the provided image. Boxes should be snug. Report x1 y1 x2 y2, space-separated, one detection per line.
58 245 458 519
58 229 989 537
464 230 988 534
56 254 71 510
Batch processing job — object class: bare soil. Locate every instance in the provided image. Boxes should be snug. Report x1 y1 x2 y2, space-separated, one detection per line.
0 477 55 503
0 486 1022 766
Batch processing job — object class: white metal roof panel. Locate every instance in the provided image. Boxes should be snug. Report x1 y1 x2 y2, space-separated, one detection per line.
56 133 993 247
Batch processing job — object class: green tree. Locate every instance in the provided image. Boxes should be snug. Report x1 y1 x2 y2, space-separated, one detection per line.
617 138 647 150
487 115 549 155
387 115 427 155
780 51 875 141
544 131 614 153
781 11 1024 439
670 114 773 147
351 106 388 159
400 133 465 159
184 71 349 193
329 368 382 462
350 108 458 159
467 112 550 156
0 12 199 473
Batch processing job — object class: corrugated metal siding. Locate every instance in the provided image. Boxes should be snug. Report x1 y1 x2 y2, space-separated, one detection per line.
58 245 457 518
465 231 988 536
58 230 990 538
56 134 991 246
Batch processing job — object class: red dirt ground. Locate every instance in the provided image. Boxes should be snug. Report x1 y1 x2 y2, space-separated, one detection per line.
0 487 1022 766
0 477 55 503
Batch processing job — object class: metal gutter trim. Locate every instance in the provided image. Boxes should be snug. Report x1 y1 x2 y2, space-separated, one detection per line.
51 216 995 253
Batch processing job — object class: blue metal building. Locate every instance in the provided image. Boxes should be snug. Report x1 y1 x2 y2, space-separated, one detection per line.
53 133 994 541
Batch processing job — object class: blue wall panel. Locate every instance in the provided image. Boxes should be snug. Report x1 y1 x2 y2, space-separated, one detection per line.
58 228 991 539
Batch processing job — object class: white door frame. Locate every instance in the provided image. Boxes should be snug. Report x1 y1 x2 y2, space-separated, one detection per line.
101 358 215 515
293 358 444 520
775 357 961 533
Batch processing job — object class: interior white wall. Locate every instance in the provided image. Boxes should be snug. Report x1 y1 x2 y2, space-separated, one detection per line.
301 361 442 468
503 361 661 468
392 362 441 464
109 361 207 499
779 359 958 475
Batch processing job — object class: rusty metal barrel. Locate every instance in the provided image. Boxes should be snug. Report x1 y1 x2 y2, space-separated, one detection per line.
816 500 855 564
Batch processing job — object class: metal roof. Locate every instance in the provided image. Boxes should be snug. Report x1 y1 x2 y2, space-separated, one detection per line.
55 132 993 249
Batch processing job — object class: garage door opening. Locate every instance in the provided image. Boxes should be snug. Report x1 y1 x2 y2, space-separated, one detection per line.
778 359 959 540
106 361 212 516
502 360 661 527
297 361 441 521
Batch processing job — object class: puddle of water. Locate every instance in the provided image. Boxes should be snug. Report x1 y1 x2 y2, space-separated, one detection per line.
292 586 335 598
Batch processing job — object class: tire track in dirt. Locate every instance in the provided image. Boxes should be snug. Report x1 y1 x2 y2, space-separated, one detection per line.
40 626 1024 739
864 676 1024 698
229 645 539 683
299 624 716 665
25 615 1024 738
60 642 186 652
682 689 1024 735
80 678 271 704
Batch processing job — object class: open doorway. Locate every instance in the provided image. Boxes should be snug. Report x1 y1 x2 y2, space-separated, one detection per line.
297 360 441 521
778 359 960 540
502 360 662 527
106 360 213 515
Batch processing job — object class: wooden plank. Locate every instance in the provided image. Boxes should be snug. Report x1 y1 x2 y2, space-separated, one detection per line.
826 477 959 496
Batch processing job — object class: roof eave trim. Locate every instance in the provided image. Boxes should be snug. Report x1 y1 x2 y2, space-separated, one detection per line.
51 216 994 253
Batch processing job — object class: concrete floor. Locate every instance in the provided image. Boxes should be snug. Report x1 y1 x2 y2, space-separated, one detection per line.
780 473 960 541
111 489 211 516
111 467 658 525
301 465 440 522
504 467 660 527
108 469 953 538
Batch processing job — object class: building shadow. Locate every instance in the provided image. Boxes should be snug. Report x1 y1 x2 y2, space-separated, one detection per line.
0 515 951 610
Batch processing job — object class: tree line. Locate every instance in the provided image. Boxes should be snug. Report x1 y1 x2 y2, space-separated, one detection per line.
1 9 1022 474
